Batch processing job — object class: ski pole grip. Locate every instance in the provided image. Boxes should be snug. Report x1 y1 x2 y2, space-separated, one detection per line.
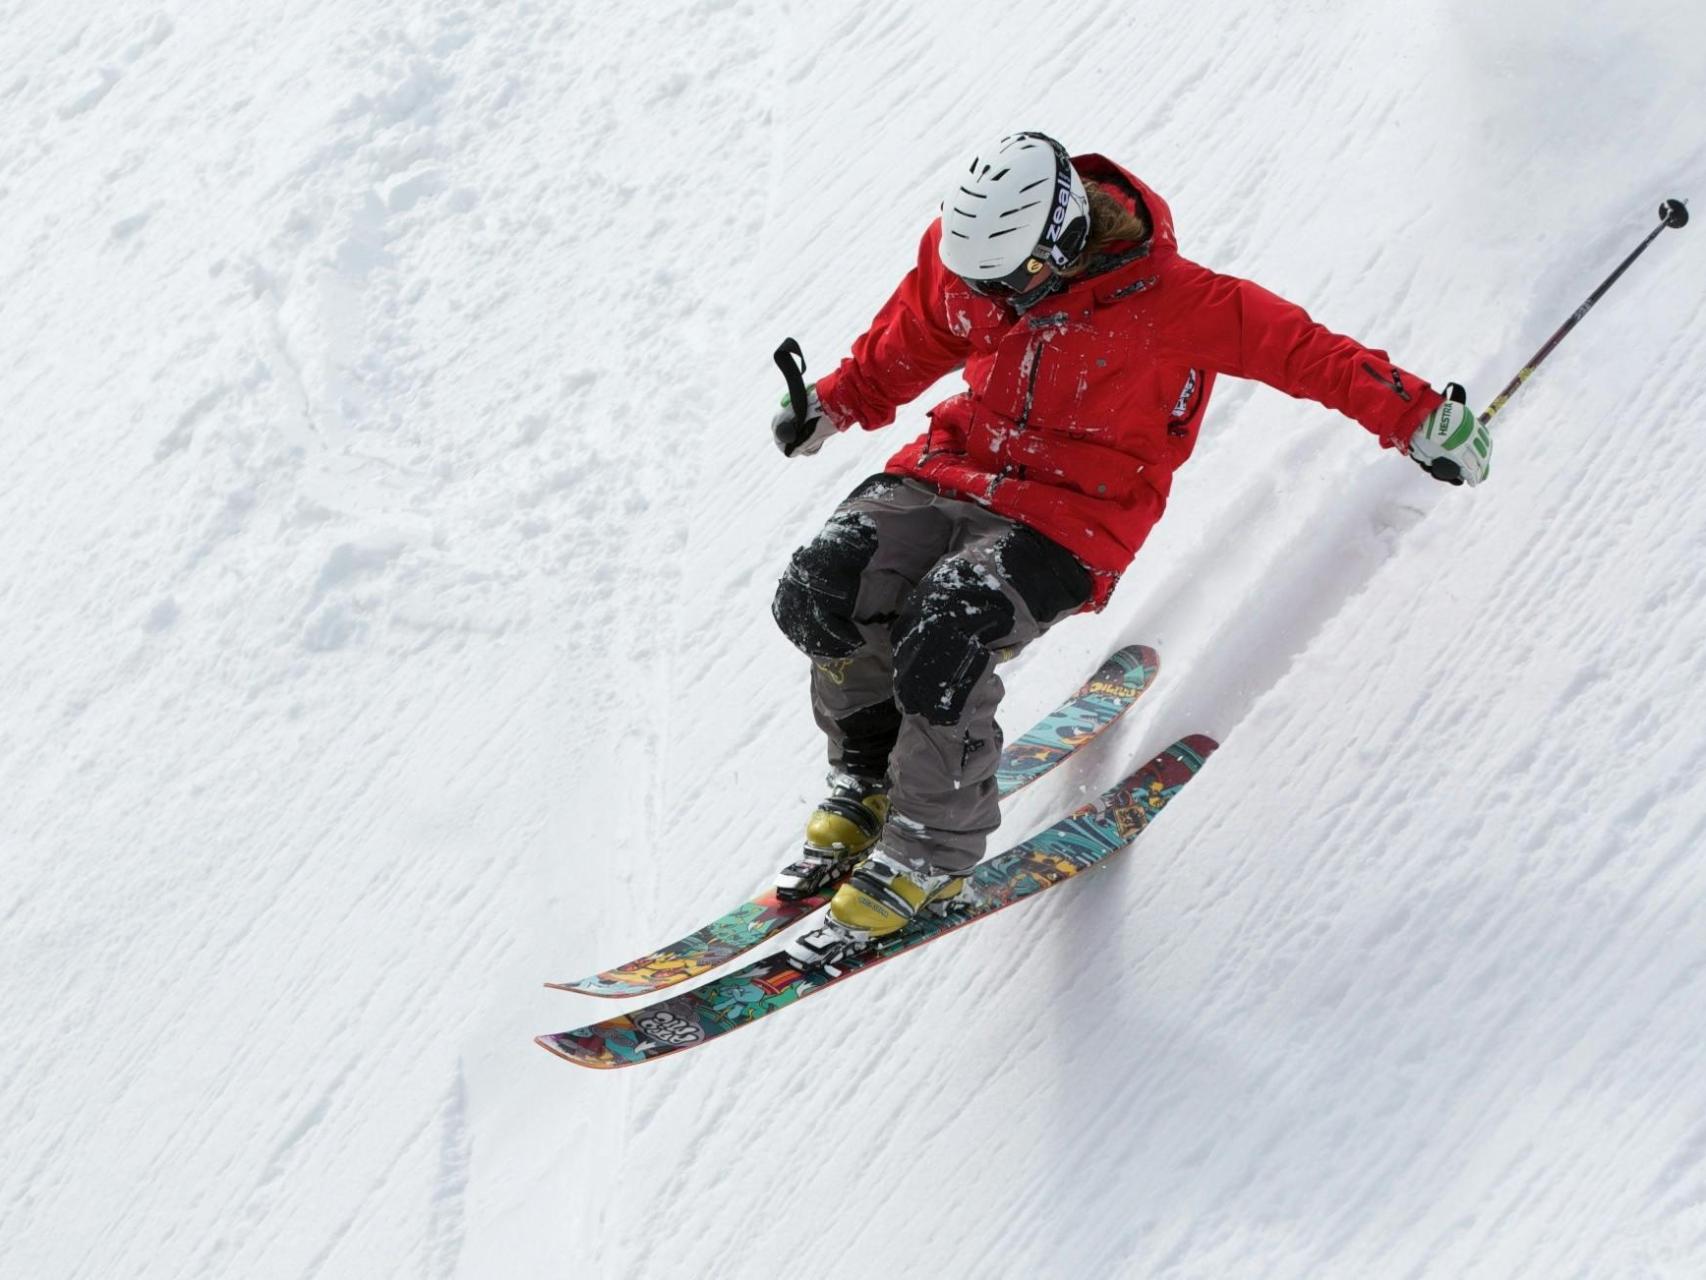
773 338 811 455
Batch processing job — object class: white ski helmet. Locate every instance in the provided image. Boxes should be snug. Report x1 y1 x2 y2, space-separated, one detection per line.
938 132 1090 294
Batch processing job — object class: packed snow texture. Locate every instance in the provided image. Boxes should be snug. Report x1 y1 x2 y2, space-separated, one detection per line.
4 2 1706 1277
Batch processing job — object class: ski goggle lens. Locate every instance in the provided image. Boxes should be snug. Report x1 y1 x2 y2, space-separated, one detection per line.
961 256 1050 298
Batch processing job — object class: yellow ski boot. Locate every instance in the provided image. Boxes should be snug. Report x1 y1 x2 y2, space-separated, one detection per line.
786 850 968 968
774 773 889 901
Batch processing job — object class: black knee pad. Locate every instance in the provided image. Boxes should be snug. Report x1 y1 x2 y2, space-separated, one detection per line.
772 512 879 658
997 526 1093 624
891 559 1016 726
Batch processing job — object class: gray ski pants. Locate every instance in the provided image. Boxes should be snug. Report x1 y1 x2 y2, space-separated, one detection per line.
772 475 1093 873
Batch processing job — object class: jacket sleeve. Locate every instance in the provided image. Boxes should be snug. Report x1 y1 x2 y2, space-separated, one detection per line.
1157 259 1440 449
814 220 975 432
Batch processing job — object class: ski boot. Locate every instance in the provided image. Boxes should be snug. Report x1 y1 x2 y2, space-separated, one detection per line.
774 772 890 901
786 849 968 968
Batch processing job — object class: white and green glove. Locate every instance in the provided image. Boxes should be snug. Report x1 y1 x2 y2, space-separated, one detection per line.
1409 383 1491 486
772 383 838 458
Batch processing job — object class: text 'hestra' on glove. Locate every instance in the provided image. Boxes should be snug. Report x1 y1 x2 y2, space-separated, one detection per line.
1409 383 1492 486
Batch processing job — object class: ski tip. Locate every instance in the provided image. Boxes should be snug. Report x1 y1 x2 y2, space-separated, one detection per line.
1179 732 1219 756
1092 644 1159 697
1111 642 1160 676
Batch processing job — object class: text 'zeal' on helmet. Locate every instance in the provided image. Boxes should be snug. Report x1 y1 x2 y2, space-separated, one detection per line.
938 132 1090 292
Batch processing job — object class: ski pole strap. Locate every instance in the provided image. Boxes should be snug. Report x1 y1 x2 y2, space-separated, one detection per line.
1480 198 1689 430
773 338 811 452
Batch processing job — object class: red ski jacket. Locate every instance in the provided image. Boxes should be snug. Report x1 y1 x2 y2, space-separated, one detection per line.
814 155 1442 607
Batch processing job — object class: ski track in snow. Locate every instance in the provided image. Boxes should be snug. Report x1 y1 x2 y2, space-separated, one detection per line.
2 1 1706 1278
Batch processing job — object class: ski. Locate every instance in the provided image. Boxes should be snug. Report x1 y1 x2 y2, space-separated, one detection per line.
536 734 1215 1068
548 644 1161 998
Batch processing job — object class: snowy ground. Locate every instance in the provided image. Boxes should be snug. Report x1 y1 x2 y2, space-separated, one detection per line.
4 2 1706 1277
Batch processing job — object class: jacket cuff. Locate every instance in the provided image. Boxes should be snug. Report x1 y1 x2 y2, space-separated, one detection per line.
813 368 859 432
1383 386 1444 453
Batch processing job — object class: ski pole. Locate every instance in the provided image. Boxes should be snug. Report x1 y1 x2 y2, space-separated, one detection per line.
1480 198 1689 429
772 337 812 456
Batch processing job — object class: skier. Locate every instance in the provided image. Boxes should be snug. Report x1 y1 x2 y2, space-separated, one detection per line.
770 131 1490 966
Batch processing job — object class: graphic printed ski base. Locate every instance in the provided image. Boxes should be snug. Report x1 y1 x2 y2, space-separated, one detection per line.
536 734 1216 1069
548 645 1161 998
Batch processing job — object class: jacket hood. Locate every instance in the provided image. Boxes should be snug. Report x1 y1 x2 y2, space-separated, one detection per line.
1071 153 1178 262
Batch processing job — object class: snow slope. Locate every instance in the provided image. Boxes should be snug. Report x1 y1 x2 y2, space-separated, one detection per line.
3 2 1705 1277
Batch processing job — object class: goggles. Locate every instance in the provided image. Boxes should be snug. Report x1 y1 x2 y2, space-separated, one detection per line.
962 255 1053 298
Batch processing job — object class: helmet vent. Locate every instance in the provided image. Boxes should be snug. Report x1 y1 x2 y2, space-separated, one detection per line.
937 131 1086 284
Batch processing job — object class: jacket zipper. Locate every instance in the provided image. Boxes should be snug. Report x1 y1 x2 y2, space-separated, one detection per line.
995 332 1047 495
1019 334 1045 431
